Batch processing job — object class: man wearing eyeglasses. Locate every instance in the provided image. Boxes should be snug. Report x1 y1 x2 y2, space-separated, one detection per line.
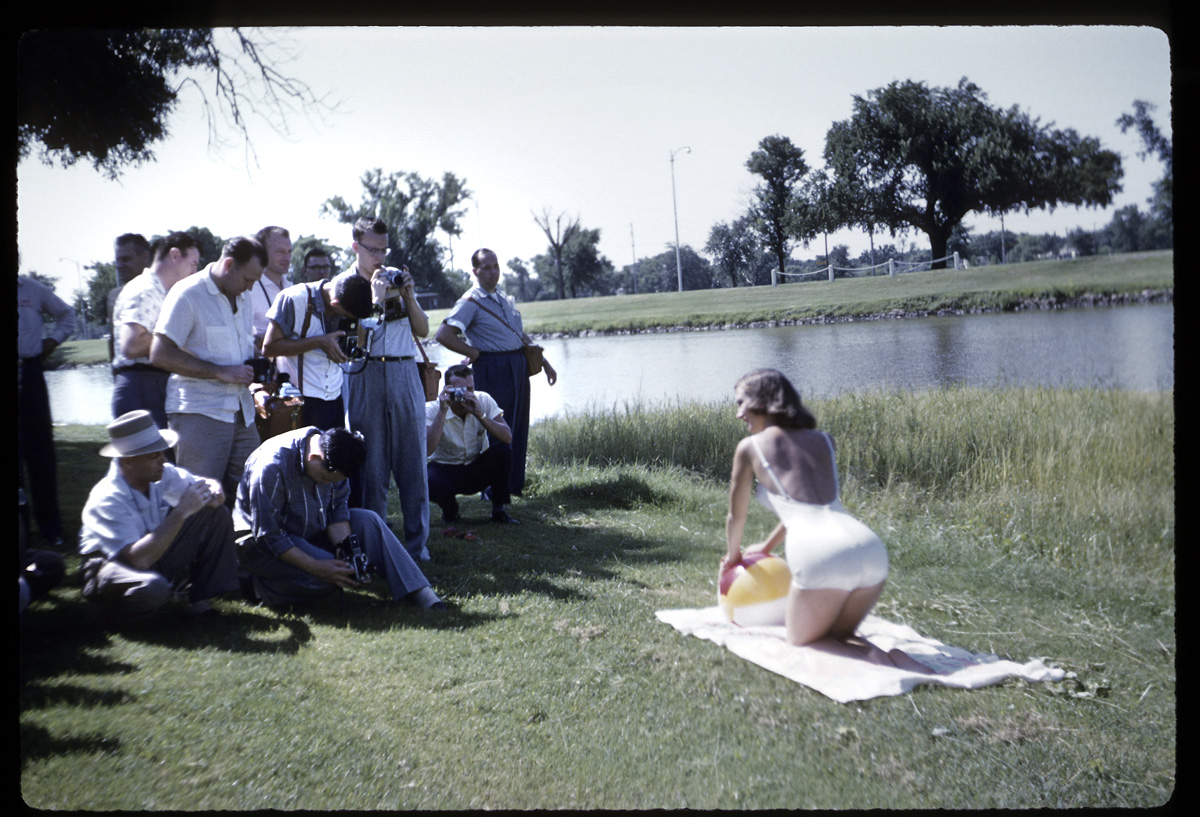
340 217 432 562
301 248 334 283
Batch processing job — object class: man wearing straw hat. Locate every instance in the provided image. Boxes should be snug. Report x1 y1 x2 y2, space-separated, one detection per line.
79 411 240 621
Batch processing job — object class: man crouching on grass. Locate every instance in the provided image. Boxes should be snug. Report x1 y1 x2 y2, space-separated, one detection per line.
79 411 239 622
233 426 446 611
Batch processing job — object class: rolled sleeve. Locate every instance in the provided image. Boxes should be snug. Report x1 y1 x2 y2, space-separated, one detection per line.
242 462 300 558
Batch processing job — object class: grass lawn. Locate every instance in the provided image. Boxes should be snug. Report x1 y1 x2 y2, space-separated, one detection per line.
51 250 1172 370
20 387 1174 809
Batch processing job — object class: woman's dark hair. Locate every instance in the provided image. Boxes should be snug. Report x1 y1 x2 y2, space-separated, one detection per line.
735 368 817 430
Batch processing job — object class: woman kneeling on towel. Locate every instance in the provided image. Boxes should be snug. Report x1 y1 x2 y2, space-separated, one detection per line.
724 368 901 651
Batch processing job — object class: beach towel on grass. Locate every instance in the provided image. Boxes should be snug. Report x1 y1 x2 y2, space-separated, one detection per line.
655 607 1065 703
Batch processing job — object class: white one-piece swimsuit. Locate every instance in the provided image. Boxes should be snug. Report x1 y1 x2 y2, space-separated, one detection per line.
751 432 889 592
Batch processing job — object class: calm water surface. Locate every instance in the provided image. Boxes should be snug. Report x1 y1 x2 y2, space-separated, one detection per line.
46 304 1173 426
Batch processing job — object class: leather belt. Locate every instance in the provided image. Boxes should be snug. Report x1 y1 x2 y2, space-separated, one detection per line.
367 355 415 362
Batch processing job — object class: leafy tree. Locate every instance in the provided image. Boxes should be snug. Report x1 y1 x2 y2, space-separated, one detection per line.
562 228 615 298
321 168 472 300
290 234 347 278
26 271 58 292
746 135 810 284
505 258 537 302
1117 100 1172 229
532 209 582 300
18 28 334 179
618 246 714 293
84 262 119 320
824 77 1122 268
706 215 771 287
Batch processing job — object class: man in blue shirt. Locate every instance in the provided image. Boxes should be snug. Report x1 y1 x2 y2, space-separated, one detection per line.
234 426 445 610
435 248 557 497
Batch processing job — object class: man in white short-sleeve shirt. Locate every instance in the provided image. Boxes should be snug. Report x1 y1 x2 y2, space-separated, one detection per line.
151 235 267 503
425 364 519 526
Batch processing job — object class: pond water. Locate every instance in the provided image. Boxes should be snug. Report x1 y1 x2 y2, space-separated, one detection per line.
45 303 1173 427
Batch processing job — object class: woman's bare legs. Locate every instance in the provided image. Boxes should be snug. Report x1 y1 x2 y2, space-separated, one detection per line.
785 581 934 672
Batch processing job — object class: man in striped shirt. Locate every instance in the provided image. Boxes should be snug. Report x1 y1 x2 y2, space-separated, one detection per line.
233 426 445 610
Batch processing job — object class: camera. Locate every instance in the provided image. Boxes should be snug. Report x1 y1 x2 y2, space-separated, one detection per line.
447 386 470 403
245 357 277 384
335 318 373 360
335 534 374 584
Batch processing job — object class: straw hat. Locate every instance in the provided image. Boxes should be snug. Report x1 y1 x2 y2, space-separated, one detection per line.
99 411 179 457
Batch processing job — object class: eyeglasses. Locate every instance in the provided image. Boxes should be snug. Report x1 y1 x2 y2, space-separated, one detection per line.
305 263 332 272
359 244 389 257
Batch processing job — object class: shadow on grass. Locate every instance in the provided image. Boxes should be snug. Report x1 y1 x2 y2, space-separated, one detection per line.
21 721 120 770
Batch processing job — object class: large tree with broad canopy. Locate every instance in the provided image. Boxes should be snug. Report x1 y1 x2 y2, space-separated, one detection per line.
824 78 1123 268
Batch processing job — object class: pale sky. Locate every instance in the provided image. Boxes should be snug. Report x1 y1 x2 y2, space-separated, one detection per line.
17 25 1172 296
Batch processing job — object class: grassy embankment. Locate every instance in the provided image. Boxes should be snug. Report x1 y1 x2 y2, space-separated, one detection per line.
51 250 1173 367
21 384 1174 809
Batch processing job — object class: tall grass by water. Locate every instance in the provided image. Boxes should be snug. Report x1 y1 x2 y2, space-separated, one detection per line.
532 386 1175 583
22 387 1174 809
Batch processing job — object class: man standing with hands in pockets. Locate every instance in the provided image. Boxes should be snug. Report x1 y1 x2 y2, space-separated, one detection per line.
342 217 432 562
436 248 557 498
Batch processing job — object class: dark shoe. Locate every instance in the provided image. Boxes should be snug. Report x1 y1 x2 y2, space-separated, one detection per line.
441 499 460 525
238 572 260 604
490 510 521 525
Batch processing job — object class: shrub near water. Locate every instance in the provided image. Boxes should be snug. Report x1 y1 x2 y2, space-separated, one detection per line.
531 387 1175 582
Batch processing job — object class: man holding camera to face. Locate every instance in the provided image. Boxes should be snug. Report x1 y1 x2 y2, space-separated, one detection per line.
425 364 519 526
341 217 432 562
233 426 445 610
262 270 374 431
150 236 267 504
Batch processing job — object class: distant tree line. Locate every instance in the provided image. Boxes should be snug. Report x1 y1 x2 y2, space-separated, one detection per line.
42 56 1170 314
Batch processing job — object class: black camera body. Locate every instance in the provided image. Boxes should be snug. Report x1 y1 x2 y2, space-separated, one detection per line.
336 318 369 360
447 386 470 403
245 357 277 384
336 534 374 584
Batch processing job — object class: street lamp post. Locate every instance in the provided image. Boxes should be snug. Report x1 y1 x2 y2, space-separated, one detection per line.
670 146 691 292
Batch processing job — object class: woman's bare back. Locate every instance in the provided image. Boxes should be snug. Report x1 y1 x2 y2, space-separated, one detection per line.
751 427 839 505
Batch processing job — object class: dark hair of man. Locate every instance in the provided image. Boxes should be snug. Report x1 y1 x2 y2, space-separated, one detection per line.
352 217 388 243
115 233 151 254
153 231 199 263
331 270 373 320
445 363 473 382
255 225 290 245
221 235 269 268
735 368 817 430
319 427 367 479
303 247 330 268
471 248 496 269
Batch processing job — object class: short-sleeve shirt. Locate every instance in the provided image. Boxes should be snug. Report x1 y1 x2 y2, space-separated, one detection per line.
154 264 256 425
251 273 290 340
266 281 343 401
79 460 206 560
442 286 525 353
425 390 503 465
112 270 169 368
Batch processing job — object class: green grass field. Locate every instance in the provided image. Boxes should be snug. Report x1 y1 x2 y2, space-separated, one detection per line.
51 250 1172 369
20 387 1174 809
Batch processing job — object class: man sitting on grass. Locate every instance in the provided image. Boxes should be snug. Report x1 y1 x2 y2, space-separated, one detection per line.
233 426 446 610
79 411 240 622
425 364 520 526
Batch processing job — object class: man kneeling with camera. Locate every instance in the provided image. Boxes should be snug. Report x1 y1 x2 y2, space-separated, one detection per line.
233 426 446 610
426 364 520 526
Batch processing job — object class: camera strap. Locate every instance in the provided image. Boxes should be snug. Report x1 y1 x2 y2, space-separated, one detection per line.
296 285 317 393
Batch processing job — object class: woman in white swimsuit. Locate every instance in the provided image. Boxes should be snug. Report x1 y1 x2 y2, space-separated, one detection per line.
724 369 889 647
